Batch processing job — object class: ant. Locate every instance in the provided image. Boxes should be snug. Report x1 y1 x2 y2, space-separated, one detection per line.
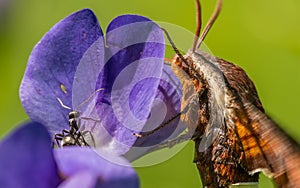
53 88 103 148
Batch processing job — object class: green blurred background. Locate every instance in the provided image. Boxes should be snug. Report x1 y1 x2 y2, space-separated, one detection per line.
0 0 299 187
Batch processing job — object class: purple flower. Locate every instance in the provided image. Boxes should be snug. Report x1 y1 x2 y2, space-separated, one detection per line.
0 122 60 188
19 8 184 159
0 122 139 188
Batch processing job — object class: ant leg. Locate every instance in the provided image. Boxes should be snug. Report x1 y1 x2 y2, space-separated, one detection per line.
53 129 70 147
77 118 81 129
73 132 83 146
80 117 100 123
79 117 100 133
62 129 70 134
82 130 95 147
53 134 63 148
76 131 89 146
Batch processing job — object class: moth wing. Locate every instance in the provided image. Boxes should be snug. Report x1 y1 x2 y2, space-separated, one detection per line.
242 102 300 187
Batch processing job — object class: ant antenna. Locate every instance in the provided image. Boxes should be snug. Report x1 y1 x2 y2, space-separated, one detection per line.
76 88 104 109
56 98 72 110
197 0 223 49
56 88 104 111
192 0 202 52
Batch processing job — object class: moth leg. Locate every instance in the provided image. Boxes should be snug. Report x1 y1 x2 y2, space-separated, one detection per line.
133 91 202 138
147 132 194 153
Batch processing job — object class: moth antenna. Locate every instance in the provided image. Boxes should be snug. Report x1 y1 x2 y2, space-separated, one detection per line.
161 28 192 68
76 88 104 109
197 0 223 48
162 27 202 82
56 97 72 110
161 28 185 61
192 0 202 52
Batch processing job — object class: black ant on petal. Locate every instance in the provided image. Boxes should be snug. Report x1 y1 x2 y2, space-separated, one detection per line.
53 88 103 148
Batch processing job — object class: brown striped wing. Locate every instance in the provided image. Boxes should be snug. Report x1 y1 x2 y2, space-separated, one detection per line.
217 57 300 187
242 102 300 187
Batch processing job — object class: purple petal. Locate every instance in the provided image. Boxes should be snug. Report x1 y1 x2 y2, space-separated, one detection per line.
84 15 165 154
125 64 187 161
0 122 61 188
19 9 104 136
133 64 184 146
107 15 152 32
55 147 139 188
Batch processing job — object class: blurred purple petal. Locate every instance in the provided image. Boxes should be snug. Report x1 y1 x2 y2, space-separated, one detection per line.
0 122 61 188
87 15 165 154
55 147 139 188
19 9 103 136
58 171 97 188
